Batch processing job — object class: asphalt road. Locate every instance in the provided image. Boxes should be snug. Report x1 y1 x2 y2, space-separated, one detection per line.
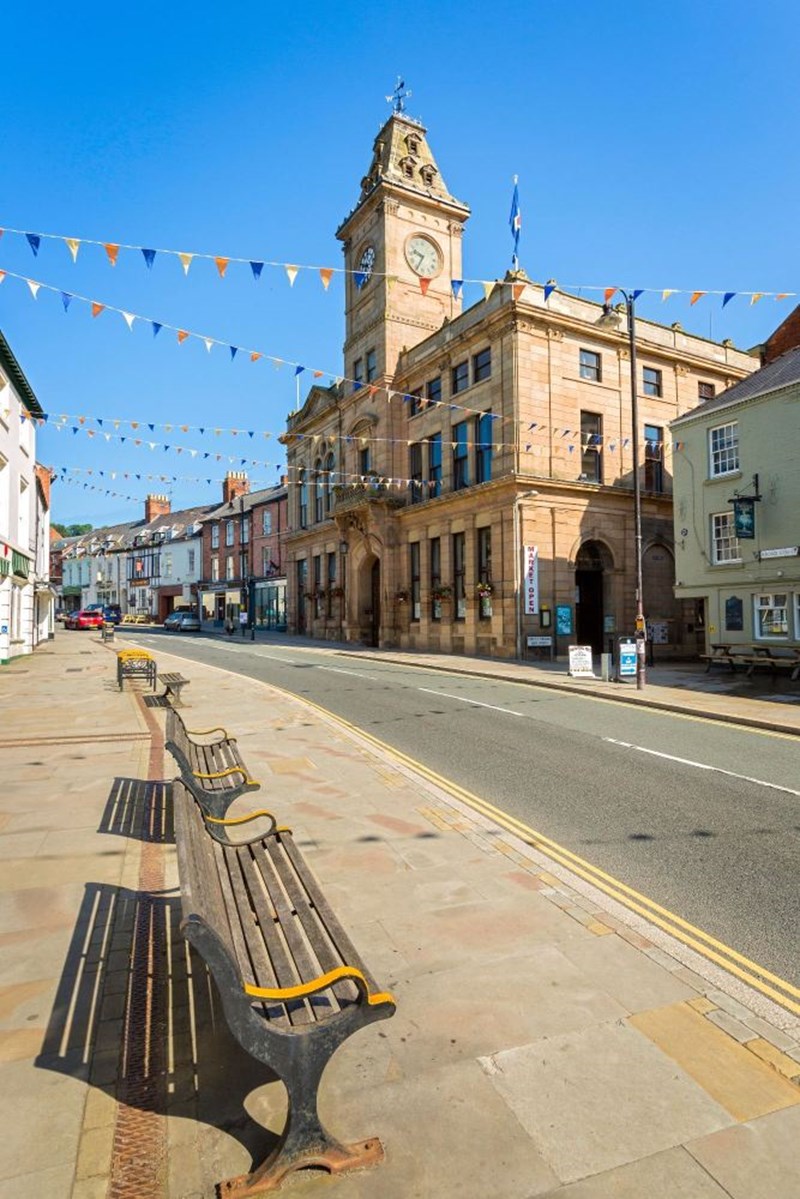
137 631 800 988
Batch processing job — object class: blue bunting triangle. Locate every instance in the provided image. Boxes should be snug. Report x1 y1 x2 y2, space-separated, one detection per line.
250 262 264 280
451 280 463 300
723 292 736 308
544 283 556 301
229 346 238 361
142 249 156 269
26 233 41 256
60 292 73 312
152 322 162 337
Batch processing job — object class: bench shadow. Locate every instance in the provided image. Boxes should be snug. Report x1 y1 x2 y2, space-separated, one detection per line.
99 777 176 844
35 881 280 1178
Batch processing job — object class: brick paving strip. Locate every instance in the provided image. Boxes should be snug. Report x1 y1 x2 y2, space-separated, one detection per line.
106 694 169 1199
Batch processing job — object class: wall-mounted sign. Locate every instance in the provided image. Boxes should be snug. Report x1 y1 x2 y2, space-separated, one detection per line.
556 604 573 635
523 546 539 614
732 498 756 539
725 596 744 631
758 546 798 560
527 635 553 647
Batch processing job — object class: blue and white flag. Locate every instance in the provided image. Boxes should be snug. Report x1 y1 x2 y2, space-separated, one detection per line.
509 176 521 267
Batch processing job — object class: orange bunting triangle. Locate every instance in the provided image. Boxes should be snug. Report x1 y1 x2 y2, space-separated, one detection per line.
104 243 120 267
690 291 705 306
178 253 193 275
319 267 334 290
250 352 262 363
512 283 526 301
419 276 432 296
177 329 190 344
215 257 229 278
91 302 105 318
0 271 5 284
313 370 324 378
604 287 617 304
65 238 81 262
775 293 790 301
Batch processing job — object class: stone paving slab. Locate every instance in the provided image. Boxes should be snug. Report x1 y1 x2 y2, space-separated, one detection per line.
1 632 799 1199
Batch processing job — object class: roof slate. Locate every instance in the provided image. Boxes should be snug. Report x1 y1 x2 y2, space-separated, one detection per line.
675 346 800 424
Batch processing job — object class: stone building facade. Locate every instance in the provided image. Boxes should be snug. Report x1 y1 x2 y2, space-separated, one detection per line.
282 109 758 659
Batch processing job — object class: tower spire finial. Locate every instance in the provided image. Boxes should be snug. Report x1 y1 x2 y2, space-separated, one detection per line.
386 77 412 114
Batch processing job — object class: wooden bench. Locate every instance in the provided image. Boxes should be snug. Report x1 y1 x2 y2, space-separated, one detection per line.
700 643 739 672
173 778 396 1193
116 648 156 691
158 671 190 707
742 645 800 680
165 706 261 820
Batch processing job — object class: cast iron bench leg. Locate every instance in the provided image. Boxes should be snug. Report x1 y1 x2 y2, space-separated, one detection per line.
219 1036 383 1196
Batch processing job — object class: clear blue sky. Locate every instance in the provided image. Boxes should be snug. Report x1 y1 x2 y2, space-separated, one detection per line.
2 0 797 527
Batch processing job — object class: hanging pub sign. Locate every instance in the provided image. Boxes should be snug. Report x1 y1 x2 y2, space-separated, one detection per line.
732 498 756 539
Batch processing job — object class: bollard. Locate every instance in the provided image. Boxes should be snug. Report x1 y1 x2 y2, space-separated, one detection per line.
600 653 612 681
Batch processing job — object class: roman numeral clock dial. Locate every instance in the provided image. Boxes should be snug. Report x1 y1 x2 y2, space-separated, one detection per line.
405 234 441 278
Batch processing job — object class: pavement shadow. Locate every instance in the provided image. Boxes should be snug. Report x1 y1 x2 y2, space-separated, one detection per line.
35 882 280 1176
98 777 175 844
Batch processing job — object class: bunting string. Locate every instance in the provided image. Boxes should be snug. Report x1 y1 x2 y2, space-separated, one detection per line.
0 225 794 305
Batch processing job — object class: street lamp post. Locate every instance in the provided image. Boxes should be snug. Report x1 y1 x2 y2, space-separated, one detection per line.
600 292 646 689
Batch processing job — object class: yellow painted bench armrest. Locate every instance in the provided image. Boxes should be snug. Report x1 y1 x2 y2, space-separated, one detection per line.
192 765 260 786
244 965 395 1009
187 726 231 741
206 808 278 828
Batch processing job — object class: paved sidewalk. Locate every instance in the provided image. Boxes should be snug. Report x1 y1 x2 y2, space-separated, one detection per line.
1 632 799 1198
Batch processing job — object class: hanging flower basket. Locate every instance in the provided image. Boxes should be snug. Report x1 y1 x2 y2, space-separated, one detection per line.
476 582 494 598
303 591 316 601
431 586 452 602
330 586 345 598
396 590 410 603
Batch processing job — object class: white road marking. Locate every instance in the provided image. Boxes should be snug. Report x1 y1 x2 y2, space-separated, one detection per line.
604 738 800 798
418 686 525 717
316 665 376 680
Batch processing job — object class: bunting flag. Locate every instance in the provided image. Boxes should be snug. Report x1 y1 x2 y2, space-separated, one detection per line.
512 283 525 302
61 292 72 312
604 287 617 304
91 302 104 318
177 329 190 344
419 277 431 296
482 282 493 301
0 226 794 308
152 322 162 337
26 279 40 299
121 311 135 329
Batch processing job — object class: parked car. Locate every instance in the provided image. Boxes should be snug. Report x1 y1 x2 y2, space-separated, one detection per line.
101 605 122 624
164 613 201 633
64 609 105 630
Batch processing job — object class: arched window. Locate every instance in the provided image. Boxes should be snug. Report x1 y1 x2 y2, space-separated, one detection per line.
298 468 308 528
324 451 335 515
314 459 324 523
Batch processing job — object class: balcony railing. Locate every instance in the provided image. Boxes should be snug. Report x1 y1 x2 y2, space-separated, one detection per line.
332 479 406 515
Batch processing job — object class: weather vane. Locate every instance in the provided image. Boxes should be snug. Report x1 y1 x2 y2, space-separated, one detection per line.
386 77 411 114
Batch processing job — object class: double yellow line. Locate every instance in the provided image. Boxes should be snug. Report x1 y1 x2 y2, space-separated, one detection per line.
296 691 800 1018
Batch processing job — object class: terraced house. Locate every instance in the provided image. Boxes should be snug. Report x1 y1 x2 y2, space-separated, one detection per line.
282 108 757 659
0 331 53 664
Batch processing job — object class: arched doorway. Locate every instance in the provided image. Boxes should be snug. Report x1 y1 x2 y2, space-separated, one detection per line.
575 541 612 654
355 553 381 647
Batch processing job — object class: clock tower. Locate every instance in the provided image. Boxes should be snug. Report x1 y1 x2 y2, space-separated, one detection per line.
336 109 470 387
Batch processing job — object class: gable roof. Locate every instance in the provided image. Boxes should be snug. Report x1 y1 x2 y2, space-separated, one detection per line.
674 346 800 425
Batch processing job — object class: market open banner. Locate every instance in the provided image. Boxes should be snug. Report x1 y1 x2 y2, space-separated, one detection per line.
524 545 539 615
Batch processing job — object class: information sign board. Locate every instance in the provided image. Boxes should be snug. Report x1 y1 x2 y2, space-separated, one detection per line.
527 635 553 647
618 637 637 679
568 645 595 677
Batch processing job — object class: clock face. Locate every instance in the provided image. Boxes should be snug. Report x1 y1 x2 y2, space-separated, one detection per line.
406 235 441 278
358 245 376 283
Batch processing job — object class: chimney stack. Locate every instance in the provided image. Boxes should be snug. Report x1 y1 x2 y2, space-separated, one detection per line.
145 493 171 523
222 471 250 503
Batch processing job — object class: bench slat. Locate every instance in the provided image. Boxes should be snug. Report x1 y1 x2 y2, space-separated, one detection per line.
263 837 358 1009
235 846 312 1027
249 840 341 1020
282 837 381 997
